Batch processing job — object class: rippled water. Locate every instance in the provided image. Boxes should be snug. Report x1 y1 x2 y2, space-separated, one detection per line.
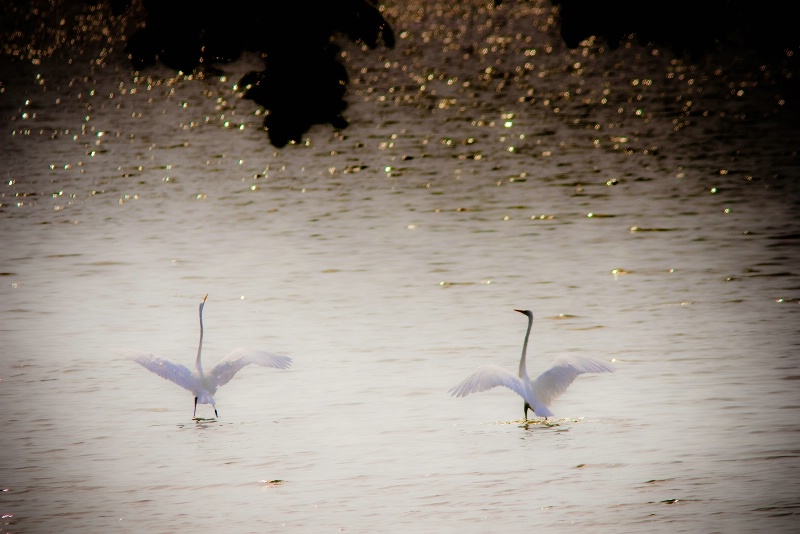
2 1 799 532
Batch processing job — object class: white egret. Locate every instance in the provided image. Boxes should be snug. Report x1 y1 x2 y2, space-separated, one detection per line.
117 295 292 418
449 309 614 420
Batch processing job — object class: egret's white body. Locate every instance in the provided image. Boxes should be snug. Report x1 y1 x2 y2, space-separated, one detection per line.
117 295 292 418
449 309 614 419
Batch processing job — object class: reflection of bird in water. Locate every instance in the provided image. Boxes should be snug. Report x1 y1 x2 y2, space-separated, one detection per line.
449 309 614 420
118 295 292 419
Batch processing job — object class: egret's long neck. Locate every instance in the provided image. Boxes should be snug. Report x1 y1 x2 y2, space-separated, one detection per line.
196 302 205 375
518 314 533 379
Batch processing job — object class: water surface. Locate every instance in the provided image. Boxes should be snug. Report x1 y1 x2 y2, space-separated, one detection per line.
1 1 799 532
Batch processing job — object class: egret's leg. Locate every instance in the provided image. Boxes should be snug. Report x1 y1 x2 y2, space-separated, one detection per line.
213 405 218 417
194 397 198 418
523 402 531 421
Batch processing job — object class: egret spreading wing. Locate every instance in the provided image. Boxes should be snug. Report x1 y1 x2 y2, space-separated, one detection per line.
208 347 293 389
533 354 614 407
116 349 195 393
450 309 615 419
449 364 528 400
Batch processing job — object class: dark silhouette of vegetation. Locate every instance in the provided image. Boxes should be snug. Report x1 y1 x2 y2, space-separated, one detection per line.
123 0 394 147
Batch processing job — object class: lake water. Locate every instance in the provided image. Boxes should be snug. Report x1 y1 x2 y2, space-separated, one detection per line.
1 1 799 532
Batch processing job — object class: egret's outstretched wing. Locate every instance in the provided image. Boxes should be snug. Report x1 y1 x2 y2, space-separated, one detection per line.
116 349 196 392
208 347 292 389
533 354 614 407
449 365 528 400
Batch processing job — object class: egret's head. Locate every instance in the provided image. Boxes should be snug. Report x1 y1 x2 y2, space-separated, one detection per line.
514 309 533 318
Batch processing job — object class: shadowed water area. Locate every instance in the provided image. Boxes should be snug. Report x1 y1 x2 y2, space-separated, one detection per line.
1 1 799 532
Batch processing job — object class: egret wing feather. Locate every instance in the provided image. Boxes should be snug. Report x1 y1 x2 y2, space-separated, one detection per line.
449 365 528 400
208 347 293 389
116 349 196 393
533 354 614 407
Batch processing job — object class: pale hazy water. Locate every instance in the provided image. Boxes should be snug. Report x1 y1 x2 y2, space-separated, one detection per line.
2 1 799 532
